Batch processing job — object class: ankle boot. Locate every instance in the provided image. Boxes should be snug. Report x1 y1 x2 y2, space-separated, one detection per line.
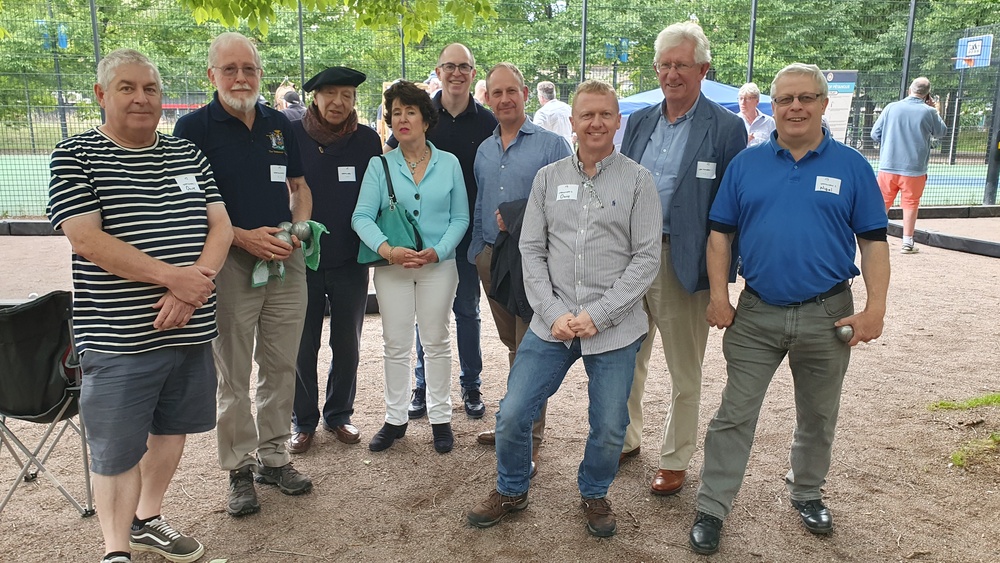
369 422 407 452
431 423 454 453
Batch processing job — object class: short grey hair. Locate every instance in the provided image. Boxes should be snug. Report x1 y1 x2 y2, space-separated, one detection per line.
653 22 711 65
738 82 761 99
572 79 619 112
97 49 161 91
537 81 556 101
771 63 828 98
486 62 525 90
208 32 261 69
909 77 931 97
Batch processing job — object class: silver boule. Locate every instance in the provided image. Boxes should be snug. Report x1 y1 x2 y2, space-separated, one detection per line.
274 230 293 247
291 221 312 241
835 325 854 342
277 221 293 232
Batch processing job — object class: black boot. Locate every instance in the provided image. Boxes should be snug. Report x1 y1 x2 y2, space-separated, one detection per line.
408 388 427 419
369 422 408 452
431 423 454 454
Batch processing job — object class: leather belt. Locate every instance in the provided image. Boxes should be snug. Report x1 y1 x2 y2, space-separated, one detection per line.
744 280 849 307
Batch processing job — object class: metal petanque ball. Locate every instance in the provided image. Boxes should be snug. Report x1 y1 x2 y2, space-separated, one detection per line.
835 325 854 342
290 221 311 241
277 221 293 232
273 230 293 248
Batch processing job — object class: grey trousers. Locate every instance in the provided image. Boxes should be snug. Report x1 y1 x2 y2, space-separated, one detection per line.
696 287 853 519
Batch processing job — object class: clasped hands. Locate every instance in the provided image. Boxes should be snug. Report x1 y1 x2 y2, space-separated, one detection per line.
379 242 438 268
551 311 598 341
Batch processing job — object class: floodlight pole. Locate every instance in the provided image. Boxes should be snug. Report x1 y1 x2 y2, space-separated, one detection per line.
297 0 306 93
47 0 68 140
984 68 1000 205
747 0 758 83
899 0 917 98
89 0 103 122
579 0 588 81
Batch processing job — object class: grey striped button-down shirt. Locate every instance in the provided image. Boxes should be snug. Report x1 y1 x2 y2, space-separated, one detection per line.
521 150 662 354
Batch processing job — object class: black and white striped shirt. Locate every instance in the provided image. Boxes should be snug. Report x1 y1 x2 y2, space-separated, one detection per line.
48 129 224 354
521 150 662 354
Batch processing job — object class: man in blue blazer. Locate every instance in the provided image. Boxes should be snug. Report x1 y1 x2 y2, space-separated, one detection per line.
618 21 746 496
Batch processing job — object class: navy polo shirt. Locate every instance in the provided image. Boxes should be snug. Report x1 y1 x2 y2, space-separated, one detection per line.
174 92 304 230
388 92 497 217
290 120 382 269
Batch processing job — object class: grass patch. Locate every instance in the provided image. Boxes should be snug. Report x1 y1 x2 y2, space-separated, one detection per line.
931 393 1000 411
950 433 1000 468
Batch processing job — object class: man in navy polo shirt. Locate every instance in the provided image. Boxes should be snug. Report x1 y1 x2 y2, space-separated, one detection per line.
385 43 498 421
688 63 889 555
174 31 314 518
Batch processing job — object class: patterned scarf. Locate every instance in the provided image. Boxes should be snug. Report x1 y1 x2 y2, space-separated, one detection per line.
302 102 359 146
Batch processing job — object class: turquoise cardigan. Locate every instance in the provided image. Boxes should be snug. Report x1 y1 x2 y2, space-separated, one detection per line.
352 141 470 261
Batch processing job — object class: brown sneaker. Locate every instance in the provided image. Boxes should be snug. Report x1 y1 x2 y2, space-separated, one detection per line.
467 489 528 528
581 497 617 537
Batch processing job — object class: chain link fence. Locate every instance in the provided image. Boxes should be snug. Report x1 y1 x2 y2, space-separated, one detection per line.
1 0 997 216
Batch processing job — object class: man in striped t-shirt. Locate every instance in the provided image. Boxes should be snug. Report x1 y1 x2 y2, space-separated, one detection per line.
468 80 661 537
48 49 233 563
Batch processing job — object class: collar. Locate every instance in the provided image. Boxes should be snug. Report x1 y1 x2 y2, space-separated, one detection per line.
432 92 481 118
208 91 276 123
573 149 620 178
771 127 833 156
492 116 545 140
660 94 701 124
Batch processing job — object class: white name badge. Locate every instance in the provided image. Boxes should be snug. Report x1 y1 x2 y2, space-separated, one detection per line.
556 184 579 201
815 176 842 195
270 164 287 183
175 174 200 193
696 161 717 180
338 166 357 182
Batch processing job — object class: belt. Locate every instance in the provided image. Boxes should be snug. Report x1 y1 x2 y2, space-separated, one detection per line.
661 233 670 242
744 280 850 307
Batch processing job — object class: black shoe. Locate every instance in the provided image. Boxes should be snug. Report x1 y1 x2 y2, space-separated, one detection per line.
408 388 427 419
791 499 833 534
431 423 454 453
369 422 407 452
462 387 485 419
689 511 723 555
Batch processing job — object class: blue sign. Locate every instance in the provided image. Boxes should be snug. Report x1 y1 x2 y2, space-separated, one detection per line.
57 24 68 50
955 35 993 69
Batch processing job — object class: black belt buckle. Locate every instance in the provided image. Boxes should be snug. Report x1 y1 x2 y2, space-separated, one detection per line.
745 280 849 306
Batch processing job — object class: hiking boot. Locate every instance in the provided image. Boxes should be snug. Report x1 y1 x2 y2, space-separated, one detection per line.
467 489 528 528
462 387 486 418
227 466 260 517
255 461 313 495
581 496 617 537
432 422 454 453
408 387 427 419
901 242 919 254
129 517 204 562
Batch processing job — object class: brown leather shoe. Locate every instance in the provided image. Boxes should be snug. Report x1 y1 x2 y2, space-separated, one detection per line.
619 446 640 466
476 429 496 445
650 469 686 496
330 424 361 444
581 497 617 537
287 432 314 454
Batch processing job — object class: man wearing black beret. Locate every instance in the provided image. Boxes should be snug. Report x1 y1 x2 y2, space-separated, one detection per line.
287 66 382 454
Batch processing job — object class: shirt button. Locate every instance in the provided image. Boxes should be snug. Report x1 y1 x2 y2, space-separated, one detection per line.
413 210 419 216
501 165 505 169
500 186 504 191
414 193 421 200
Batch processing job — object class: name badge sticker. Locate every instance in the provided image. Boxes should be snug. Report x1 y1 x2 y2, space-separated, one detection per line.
175 174 200 193
696 161 717 180
338 166 357 182
270 165 287 183
556 184 579 201
815 176 842 195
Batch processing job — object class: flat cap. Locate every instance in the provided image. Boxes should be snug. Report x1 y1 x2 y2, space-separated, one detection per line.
283 91 301 103
304 67 366 91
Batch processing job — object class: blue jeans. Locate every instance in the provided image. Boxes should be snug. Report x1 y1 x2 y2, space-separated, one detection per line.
414 234 482 391
495 329 642 498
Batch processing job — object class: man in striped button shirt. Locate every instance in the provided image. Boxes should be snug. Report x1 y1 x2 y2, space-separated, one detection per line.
467 80 661 537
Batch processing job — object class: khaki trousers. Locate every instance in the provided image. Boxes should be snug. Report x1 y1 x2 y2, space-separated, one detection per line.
475 245 544 449
214 247 306 470
624 238 710 470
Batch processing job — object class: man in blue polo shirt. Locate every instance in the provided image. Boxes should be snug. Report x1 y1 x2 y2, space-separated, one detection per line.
385 43 498 421
467 62 572 469
174 31 314 518
688 63 890 555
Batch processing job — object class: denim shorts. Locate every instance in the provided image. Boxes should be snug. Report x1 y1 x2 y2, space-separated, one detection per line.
80 342 217 476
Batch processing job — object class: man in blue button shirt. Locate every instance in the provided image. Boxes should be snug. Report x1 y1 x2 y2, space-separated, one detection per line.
468 62 572 470
618 21 746 496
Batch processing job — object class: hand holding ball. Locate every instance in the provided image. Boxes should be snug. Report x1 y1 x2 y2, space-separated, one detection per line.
290 221 311 242
835 325 854 342
273 230 293 247
277 221 293 233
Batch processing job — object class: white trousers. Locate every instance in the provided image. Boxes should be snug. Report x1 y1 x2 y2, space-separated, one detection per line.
373 260 459 425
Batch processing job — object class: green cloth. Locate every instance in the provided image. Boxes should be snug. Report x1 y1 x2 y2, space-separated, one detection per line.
248 221 327 287
301 220 328 271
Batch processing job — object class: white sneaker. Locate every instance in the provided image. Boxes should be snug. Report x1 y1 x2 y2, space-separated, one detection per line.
900 242 919 254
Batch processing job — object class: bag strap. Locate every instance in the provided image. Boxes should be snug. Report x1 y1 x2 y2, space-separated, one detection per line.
379 155 397 209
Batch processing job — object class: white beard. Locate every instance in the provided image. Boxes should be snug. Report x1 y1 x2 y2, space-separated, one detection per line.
219 86 259 113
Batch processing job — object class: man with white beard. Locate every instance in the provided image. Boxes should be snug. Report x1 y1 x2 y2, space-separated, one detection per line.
174 31 314 517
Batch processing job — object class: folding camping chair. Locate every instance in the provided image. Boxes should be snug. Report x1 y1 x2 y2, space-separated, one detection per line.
0 290 95 517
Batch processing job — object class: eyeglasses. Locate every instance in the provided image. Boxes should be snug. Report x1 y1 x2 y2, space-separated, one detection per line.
438 62 474 74
213 65 261 78
654 61 697 74
772 93 823 106
584 180 603 209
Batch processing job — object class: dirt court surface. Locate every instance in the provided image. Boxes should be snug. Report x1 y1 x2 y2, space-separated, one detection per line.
1 230 998 562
